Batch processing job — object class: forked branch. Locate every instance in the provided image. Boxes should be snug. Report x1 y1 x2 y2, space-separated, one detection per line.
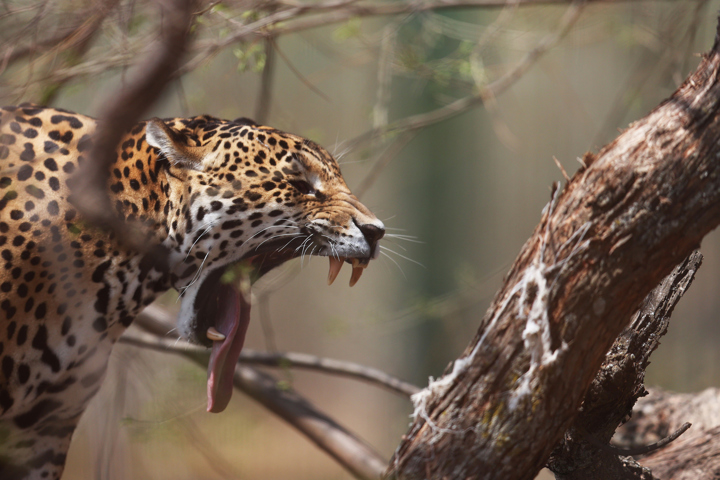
387 16 720 480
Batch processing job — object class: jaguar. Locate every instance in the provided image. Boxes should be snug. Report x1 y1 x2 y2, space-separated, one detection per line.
0 104 384 479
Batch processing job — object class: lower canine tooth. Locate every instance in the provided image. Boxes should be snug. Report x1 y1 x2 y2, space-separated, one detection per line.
349 266 364 287
350 258 369 269
206 327 226 341
328 257 345 285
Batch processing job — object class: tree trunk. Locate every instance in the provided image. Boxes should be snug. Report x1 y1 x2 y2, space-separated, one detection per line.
547 251 703 479
387 16 720 480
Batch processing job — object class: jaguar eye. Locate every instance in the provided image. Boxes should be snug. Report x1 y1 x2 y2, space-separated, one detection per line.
289 180 314 195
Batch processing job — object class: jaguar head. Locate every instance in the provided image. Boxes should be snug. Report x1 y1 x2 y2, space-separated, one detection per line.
145 116 384 412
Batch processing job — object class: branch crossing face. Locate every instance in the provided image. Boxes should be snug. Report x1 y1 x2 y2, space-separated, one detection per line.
0 105 384 479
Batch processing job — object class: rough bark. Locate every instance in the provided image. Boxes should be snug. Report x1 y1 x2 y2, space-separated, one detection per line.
387 18 720 480
547 251 703 479
614 388 720 480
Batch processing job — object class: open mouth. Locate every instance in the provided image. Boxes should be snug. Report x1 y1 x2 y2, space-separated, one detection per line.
186 237 373 413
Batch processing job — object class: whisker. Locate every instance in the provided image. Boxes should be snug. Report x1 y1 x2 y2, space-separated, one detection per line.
382 239 408 251
179 249 213 297
337 159 366 165
239 224 300 249
279 234 307 252
385 233 423 243
323 236 340 260
380 251 407 279
380 245 425 268
184 221 217 260
300 239 314 266
255 232 303 251
294 236 313 254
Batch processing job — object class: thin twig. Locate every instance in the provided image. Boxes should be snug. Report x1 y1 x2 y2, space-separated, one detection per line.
68 0 197 257
178 0 651 77
119 329 420 398
130 305 389 480
606 422 692 457
355 131 416 199
346 0 587 149
350 0 585 195
268 36 331 102
40 0 121 104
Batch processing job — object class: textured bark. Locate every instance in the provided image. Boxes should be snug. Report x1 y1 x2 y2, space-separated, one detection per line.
547 251 703 479
615 388 720 480
387 18 720 480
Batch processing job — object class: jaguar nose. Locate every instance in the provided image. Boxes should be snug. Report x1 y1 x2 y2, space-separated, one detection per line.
358 223 385 245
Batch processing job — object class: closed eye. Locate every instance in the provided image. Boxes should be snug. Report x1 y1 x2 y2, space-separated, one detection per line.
289 179 314 195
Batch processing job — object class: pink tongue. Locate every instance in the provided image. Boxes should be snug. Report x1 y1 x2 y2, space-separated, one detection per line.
206 282 251 413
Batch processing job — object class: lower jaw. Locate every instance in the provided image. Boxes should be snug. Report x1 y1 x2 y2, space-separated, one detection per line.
189 249 371 413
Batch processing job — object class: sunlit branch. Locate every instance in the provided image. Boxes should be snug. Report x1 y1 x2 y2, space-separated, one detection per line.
129 305 389 480
120 324 420 398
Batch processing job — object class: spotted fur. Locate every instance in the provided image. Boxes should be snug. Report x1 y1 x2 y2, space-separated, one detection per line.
0 105 384 479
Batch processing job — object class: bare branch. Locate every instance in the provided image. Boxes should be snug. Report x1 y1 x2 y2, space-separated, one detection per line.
232 360 387 480
355 131 416 199
178 0 662 77
607 423 692 457
120 326 420 398
616 388 720 479
268 36 331 103
347 0 587 149
68 0 197 256
39 0 122 105
351 0 584 195
129 305 390 480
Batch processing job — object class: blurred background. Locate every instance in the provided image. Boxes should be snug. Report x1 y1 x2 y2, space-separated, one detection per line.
2 0 720 478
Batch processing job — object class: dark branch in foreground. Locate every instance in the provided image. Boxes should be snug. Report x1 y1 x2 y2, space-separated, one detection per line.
68 0 197 257
387 16 720 480
548 251 703 479
131 304 389 480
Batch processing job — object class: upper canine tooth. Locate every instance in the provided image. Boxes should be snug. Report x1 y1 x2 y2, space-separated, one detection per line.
349 266 364 287
207 327 226 341
328 257 345 285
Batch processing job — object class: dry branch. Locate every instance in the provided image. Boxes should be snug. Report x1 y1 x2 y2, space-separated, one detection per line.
352 0 584 195
120 323 420 397
616 388 720 480
547 251 703 479
68 0 197 255
130 305 389 480
387 16 720 480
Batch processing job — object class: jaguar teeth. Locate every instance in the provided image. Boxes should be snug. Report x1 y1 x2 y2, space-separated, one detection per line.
327 257 345 285
350 258 368 269
206 327 226 341
349 265 364 287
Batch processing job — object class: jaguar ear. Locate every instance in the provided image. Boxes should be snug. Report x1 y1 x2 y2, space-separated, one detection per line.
145 118 202 170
